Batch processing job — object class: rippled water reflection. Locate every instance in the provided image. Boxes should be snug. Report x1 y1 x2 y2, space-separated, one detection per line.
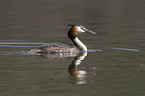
0 42 145 96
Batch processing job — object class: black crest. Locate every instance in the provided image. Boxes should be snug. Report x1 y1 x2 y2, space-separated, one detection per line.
68 22 80 26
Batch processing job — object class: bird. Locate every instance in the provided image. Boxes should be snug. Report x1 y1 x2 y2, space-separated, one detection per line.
29 22 96 54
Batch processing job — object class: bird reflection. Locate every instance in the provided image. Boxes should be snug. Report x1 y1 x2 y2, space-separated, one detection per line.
37 52 80 60
32 52 88 85
68 52 87 84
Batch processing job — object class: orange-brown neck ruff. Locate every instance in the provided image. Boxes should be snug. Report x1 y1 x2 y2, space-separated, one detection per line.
67 26 87 52
68 26 78 39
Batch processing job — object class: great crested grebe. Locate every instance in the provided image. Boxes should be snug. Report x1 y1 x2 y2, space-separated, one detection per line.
29 23 96 54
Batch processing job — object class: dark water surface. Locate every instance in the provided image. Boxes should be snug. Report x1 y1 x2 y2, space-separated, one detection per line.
1 0 145 96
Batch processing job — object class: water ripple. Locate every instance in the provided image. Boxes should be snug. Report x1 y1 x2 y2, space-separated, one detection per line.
0 42 46 44
0 42 45 48
1 51 30 55
107 47 139 51
0 45 36 47
88 49 103 52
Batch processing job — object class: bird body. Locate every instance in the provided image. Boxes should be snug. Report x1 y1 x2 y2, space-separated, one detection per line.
29 23 96 54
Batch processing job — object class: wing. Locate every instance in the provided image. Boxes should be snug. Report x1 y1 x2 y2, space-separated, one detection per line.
29 42 79 54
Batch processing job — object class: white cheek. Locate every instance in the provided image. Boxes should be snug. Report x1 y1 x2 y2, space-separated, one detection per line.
77 27 85 33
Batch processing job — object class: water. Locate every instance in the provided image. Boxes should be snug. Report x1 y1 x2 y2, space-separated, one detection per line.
1 0 145 96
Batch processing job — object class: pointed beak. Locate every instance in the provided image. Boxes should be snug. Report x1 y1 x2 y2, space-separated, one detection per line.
86 29 97 34
82 28 97 34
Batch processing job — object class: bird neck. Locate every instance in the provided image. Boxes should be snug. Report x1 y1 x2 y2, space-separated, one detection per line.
71 37 87 52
